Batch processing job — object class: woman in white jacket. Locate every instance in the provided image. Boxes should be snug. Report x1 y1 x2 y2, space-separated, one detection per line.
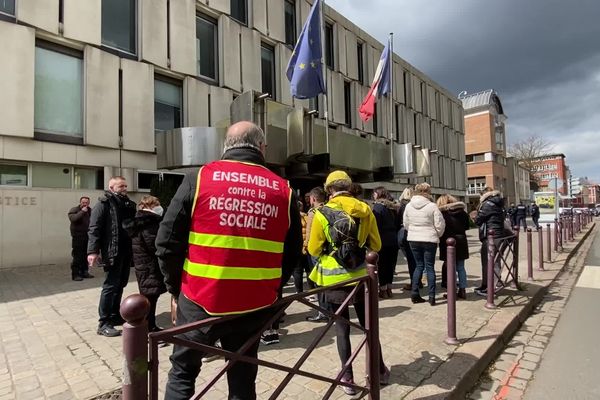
403 183 445 305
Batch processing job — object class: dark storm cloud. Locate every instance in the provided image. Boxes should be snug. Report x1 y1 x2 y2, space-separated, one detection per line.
328 0 600 181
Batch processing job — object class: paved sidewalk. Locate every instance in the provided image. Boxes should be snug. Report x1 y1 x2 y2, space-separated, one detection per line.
0 224 593 399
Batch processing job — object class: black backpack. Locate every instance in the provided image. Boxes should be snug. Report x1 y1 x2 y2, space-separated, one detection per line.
318 205 365 271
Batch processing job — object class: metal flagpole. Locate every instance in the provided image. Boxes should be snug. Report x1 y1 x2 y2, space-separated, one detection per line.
320 0 330 153
388 33 394 169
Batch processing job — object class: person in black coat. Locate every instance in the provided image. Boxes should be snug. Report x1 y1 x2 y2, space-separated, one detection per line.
87 176 137 337
515 202 528 230
123 195 167 332
68 196 93 281
371 187 399 299
530 203 541 229
474 188 505 295
437 195 470 299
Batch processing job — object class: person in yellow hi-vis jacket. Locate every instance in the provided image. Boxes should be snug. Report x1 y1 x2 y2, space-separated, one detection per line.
308 170 390 395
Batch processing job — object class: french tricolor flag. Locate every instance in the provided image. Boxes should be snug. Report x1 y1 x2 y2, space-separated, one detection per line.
359 42 391 122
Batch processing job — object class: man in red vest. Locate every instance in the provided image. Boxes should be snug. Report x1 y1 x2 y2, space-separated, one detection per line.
156 121 302 400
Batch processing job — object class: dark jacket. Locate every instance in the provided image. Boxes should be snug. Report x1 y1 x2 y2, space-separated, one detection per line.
372 199 399 248
123 210 167 297
516 204 527 218
396 199 410 247
530 204 540 218
475 190 505 242
438 202 470 261
87 192 137 267
155 147 303 297
68 205 91 239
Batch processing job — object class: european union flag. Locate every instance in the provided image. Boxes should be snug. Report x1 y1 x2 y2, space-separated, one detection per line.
286 0 326 99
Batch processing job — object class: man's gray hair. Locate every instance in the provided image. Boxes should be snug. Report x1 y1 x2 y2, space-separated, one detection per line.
223 123 266 153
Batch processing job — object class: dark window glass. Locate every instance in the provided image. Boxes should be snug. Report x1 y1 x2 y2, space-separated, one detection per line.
403 71 410 106
138 172 159 191
325 23 334 69
343 81 351 127
154 79 182 131
261 44 275 98
230 0 247 25
0 164 27 186
196 15 218 80
395 104 400 141
372 102 378 135
357 42 364 84
102 0 136 54
74 168 104 190
0 0 15 16
284 0 296 47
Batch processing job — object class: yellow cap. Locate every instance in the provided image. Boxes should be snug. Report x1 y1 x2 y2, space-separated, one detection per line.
324 170 352 188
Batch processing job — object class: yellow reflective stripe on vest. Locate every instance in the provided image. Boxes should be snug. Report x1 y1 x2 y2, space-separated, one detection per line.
184 259 282 280
188 232 284 253
308 254 366 287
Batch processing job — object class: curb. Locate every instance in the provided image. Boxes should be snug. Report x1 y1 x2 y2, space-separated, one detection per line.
406 222 596 400
447 223 595 399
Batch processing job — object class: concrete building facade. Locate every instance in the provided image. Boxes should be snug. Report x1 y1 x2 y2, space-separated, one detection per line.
461 89 507 209
0 0 464 268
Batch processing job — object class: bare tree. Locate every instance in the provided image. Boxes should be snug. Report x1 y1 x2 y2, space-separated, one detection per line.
508 135 554 173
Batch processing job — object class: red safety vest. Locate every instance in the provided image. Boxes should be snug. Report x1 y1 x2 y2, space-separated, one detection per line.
181 160 292 315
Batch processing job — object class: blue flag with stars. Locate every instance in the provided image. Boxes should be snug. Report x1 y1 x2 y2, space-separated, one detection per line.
286 0 325 99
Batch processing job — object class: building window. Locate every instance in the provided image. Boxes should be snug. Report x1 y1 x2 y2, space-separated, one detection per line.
230 0 247 25
32 164 72 189
394 104 401 142
284 0 296 47
343 81 351 127
261 43 275 98
0 164 27 186
34 44 83 139
324 22 334 69
74 168 104 190
0 0 15 17
196 15 218 81
357 42 364 84
372 102 378 135
101 0 137 55
421 82 427 114
154 78 182 131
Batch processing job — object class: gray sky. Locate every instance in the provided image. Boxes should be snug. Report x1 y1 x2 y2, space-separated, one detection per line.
327 0 600 182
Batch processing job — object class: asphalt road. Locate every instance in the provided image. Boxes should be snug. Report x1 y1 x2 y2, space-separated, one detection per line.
523 233 600 399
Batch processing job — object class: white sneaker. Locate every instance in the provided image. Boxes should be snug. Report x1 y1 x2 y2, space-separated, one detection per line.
201 340 222 363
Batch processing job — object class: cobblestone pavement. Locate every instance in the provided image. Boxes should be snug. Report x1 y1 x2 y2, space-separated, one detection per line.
467 226 596 400
0 226 592 400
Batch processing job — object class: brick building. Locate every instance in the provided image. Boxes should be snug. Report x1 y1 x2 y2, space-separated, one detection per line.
461 89 508 209
530 154 568 194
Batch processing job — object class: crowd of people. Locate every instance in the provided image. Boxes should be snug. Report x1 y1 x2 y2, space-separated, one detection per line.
66 121 521 398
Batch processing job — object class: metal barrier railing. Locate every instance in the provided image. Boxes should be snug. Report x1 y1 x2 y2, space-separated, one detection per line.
485 229 520 309
120 252 382 400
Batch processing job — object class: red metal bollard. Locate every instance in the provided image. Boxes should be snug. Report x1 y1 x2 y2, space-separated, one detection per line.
365 252 381 398
537 227 545 271
485 229 497 310
554 218 559 252
562 217 567 245
546 224 552 262
120 294 150 400
445 238 459 345
526 228 533 280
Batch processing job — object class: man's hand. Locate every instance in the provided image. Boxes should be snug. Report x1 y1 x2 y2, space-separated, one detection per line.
81 206 89 212
87 253 99 268
171 296 178 326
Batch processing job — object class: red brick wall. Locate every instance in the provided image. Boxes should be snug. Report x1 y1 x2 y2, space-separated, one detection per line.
464 112 493 155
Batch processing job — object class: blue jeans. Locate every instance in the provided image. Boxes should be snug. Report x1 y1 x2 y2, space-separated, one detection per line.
456 259 467 289
409 242 438 299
